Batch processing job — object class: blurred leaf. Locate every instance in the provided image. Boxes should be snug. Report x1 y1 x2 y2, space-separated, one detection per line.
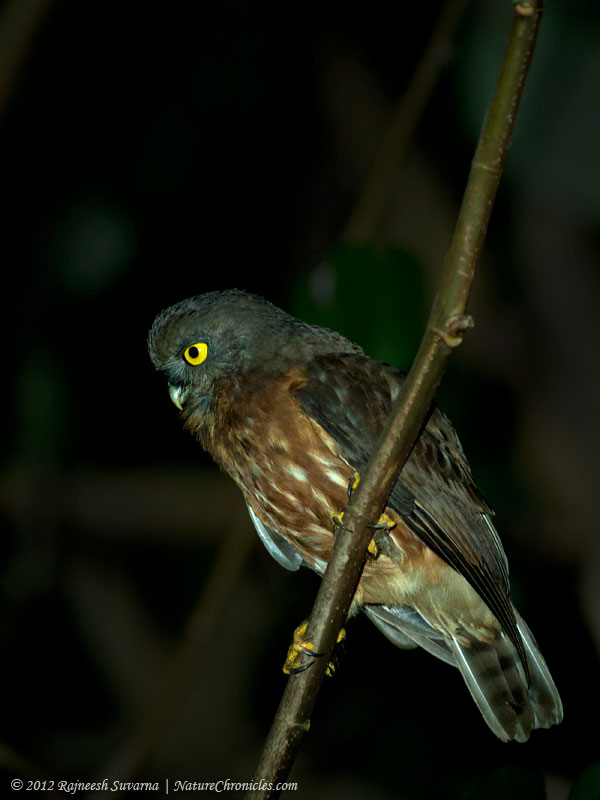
468 765 546 800
291 243 426 369
569 762 600 800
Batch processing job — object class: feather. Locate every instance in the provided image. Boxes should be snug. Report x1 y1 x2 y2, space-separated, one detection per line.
367 600 562 742
246 503 303 571
149 292 562 742
515 611 563 729
450 631 534 742
296 354 527 676
364 604 456 666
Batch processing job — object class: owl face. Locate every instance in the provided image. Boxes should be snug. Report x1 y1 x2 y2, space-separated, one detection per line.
149 291 272 411
148 289 363 413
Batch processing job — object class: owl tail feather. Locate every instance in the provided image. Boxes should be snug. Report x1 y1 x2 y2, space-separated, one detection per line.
450 610 562 743
363 603 562 742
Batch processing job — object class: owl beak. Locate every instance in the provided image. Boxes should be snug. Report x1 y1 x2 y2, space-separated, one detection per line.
168 383 186 410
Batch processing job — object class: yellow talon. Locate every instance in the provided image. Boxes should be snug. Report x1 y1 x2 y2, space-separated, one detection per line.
368 538 379 557
283 621 314 674
283 622 346 676
333 470 395 559
368 513 396 559
374 512 396 531
330 510 350 531
326 628 346 676
283 621 324 674
348 471 361 499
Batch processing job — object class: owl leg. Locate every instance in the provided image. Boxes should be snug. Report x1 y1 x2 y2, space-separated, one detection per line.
283 621 346 676
331 472 396 558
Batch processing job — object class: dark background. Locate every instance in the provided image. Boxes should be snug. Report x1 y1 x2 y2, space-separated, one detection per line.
1 0 599 798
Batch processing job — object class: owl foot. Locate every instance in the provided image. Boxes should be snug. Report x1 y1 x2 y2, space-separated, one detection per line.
331 490 396 559
325 627 346 676
283 621 321 675
366 513 396 558
283 621 346 676
344 470 396 551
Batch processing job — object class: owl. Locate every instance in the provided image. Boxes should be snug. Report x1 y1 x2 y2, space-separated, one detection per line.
148 289 562 742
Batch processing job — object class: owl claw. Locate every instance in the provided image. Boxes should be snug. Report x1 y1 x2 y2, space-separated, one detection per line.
283 621 323 675
283 621 345 677
330 510 351 532
333 470 395 559
367 514 396 559
347 471 361 500
284 660 316 675
370 513 396 532
331 501 395 559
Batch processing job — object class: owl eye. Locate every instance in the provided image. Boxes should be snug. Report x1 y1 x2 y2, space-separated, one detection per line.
183 342 208 366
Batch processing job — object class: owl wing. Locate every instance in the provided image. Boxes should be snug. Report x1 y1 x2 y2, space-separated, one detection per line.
295 353 525 669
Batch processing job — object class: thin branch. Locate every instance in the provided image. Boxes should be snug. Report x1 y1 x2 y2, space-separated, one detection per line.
247 2 544 797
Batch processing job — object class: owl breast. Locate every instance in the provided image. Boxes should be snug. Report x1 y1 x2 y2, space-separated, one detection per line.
184 366 429 607
206 368 354 572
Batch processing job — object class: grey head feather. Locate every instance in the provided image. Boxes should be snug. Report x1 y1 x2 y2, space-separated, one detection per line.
148 289 362 390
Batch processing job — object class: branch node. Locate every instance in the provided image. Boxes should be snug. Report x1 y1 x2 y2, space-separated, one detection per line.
431 314 474 348
291 720 311 735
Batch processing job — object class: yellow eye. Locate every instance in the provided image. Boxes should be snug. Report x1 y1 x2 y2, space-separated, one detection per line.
183 342 208 366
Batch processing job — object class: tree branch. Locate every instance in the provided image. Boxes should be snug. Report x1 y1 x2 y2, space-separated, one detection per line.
247 2 543 797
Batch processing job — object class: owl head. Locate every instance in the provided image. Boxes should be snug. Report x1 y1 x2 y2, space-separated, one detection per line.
148 289 361 412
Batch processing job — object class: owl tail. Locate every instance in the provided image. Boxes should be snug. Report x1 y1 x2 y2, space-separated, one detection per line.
450 610 563 742
364 603 562 741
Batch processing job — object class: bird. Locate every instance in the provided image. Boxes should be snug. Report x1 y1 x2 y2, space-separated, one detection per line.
148 288 562 742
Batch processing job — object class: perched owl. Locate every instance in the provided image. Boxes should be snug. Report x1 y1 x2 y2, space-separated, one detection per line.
148 289 562 742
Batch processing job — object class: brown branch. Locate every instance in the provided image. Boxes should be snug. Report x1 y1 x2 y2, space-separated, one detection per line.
247 2 544 797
